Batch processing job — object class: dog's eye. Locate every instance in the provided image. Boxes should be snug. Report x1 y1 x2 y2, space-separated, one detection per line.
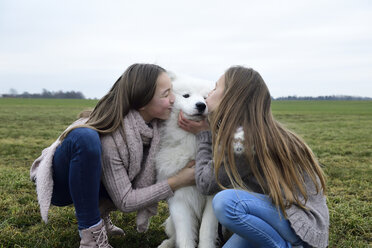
183 94 190 98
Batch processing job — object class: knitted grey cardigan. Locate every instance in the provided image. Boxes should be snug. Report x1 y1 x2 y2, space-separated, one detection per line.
195 131 329 248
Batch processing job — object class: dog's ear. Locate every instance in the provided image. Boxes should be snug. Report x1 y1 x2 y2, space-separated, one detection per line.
167 71 177 82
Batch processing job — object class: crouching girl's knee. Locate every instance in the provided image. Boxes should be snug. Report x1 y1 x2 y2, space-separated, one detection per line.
70 128 101 152
212 190 236 224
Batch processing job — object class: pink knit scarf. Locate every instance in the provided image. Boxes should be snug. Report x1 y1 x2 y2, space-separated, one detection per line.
111 110 160 232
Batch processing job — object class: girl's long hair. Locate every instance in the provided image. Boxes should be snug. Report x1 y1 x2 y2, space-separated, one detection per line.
211 66 326 215
60 63 165 140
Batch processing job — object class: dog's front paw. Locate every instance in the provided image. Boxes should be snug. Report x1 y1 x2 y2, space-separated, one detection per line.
233 127 245 155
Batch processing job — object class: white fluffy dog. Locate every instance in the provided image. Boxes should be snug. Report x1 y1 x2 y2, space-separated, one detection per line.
156 73 218 248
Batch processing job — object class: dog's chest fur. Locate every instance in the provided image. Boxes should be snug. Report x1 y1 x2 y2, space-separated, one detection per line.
156 111 197 180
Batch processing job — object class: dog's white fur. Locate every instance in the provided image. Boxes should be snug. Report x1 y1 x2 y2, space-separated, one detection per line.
156 74 218 248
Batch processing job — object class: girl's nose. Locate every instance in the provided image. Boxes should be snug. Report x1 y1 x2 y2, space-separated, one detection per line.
170 93 175 104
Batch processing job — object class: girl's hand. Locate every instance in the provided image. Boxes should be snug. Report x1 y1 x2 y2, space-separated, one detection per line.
168 160 196 191
178 110 210 134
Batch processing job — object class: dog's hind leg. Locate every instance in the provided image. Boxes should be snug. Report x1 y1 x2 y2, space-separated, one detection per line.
198 196 219 248
158 217 176 248
169 200 197 248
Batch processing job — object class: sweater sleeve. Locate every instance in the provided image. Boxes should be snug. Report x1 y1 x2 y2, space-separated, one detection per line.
100 135 174 213
194 131 220 195
195 131 250 195
285 174 329 248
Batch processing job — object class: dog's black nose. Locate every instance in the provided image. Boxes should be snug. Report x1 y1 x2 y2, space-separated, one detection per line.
196 102 206 113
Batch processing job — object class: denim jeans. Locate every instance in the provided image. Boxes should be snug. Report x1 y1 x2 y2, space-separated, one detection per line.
51 127 108 230
213 189 304 248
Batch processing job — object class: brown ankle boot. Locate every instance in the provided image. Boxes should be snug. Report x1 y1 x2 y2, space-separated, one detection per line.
102 213 125 236
79 220 113 248
99 198 125 236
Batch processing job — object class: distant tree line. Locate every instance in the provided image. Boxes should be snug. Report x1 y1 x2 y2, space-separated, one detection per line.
2 89 85 99
274 95 372 101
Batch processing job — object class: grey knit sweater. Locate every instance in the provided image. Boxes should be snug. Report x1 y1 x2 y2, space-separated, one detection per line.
195 131 329 248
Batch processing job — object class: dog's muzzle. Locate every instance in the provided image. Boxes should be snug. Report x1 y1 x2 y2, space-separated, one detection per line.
196 102 206 113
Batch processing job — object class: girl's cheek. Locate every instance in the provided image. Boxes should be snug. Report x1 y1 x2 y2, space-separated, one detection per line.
207 94 215 104
208 90 214 98
163 98 171 108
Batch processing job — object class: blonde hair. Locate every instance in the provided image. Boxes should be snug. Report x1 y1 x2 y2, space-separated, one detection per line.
60 63 166 140
211 66 326 215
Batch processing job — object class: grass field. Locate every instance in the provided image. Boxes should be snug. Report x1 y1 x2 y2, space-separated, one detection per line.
0 98 371 247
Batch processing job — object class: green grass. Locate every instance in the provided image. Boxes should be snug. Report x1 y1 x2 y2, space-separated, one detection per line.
0 98 371 247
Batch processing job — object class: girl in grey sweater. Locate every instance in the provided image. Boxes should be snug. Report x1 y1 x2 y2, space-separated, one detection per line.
178 66 329 248
31 64 195 248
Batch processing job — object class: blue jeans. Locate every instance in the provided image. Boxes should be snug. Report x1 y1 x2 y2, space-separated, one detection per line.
51 127 108 230
213 189 304 248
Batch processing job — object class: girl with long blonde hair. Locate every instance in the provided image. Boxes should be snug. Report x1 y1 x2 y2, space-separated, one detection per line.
178 66 329 248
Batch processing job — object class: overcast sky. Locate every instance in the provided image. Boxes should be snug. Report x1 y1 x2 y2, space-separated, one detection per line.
1 0 371 99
